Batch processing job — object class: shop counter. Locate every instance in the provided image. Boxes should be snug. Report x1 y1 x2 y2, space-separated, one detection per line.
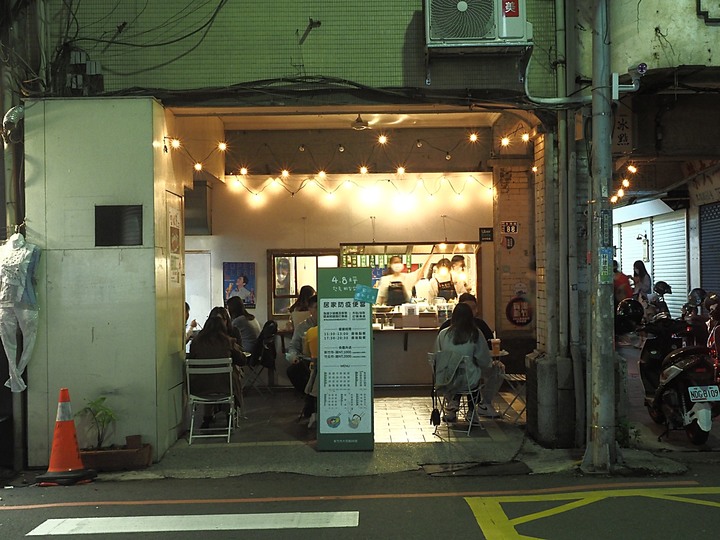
372 327 439 386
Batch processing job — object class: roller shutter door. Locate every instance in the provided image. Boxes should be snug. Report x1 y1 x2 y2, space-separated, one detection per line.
700 201 720 293
651 210 687 318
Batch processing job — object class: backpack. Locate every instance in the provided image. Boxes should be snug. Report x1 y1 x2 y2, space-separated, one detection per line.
249 320 278 369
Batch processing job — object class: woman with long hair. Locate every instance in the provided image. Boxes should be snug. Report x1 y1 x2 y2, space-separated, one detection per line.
632 260 652 297
435 302 504 422
226 296 261 353
288 285 316 329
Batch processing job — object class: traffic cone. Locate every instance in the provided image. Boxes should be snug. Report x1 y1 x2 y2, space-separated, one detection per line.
36 388 97 486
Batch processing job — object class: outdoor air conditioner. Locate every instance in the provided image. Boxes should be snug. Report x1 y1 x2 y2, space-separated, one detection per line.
424 0 533 52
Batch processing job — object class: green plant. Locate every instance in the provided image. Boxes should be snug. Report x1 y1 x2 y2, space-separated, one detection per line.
616 419 641 448
76 397 118 449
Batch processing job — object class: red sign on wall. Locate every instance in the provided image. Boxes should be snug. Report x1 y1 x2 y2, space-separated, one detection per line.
502 1 520 17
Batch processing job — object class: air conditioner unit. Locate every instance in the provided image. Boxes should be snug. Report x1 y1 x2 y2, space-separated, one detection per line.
424 0 533 52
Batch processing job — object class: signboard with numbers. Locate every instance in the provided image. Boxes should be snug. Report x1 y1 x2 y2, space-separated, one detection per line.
317 267 374 451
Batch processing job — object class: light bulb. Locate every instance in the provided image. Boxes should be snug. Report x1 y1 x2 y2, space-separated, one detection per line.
359 165 368 174
439 242 447 250
194 163 202 171
627 165 637 173
240 167 248 176
469 133 478 142
622 178 630 188
617 188 625 197
281 169 290 178
521 133 530 142
318 170 326 178
171 138 181 149
218 142 227 151
378 134 388 145
610 195 619 203
396 166 405 175
501 137 510 147
457 243 465 249
532 166 538 173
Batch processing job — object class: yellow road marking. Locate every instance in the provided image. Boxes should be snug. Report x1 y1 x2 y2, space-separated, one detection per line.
465 487 720 540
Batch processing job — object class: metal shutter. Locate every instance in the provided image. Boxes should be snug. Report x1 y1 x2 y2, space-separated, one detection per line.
700 201 720 292
651 210 687 317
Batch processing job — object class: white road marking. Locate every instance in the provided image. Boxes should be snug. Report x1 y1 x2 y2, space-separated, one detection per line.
27 511 359 536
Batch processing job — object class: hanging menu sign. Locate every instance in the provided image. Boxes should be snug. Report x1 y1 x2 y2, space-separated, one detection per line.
317 267 374 451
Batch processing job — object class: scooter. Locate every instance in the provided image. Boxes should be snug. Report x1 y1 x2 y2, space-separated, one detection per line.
638 315 720 444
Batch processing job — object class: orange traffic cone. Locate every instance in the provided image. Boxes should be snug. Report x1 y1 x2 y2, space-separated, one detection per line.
36 388 97 486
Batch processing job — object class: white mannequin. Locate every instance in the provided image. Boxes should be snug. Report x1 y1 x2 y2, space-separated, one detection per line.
0 232 40 392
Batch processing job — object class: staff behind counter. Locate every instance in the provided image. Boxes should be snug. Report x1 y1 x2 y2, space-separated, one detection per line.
376 247 436 306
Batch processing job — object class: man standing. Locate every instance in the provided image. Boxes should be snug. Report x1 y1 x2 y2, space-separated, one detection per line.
286 295 318 418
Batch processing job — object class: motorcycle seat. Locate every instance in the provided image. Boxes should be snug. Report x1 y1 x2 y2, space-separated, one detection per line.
661 345 711 369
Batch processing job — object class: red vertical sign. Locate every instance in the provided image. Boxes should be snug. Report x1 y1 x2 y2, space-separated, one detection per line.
502 1 520 17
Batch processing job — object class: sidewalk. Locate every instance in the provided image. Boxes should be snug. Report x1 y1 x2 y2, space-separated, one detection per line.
96 386 718 482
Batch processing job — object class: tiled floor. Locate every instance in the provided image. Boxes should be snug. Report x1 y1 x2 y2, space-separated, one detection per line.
373 391 526 443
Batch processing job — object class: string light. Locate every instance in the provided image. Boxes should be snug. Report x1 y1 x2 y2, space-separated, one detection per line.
317 170 326 179
469 133 478 143
627 164 637 173
521 133 530 142
500 137 510 147
171 138 181 149
396 166 405 175
610 195 619 203
281 169 290 178
378 134 388 145
218 142 227 151
621 178 630 188
359 165 368 174
240 167 248 175
532 166 538 173
194 163 202 171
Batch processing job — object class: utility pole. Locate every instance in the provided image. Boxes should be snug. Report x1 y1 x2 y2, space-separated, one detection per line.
582 0 617 472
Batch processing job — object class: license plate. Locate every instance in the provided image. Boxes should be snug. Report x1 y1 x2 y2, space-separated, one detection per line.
688 385 720 402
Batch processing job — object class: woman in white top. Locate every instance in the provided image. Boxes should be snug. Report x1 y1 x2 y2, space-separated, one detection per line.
376 247 436 306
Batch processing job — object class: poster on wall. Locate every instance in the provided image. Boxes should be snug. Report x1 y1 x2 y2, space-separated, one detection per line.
223 262 256 308
317 267 373 452
167 195 183 285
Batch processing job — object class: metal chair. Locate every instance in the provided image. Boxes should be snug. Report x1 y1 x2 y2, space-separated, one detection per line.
501 373 527 423
185 357 237 444
429 351 483 436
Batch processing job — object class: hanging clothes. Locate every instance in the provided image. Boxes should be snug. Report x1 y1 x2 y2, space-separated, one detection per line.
0 233 41 392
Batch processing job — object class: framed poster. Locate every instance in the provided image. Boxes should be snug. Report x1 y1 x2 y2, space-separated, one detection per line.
223 262 256 308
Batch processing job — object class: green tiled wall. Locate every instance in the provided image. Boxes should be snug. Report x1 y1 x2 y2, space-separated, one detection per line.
48 1 556 97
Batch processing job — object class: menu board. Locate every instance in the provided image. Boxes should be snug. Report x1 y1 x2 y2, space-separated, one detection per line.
316 267 374 451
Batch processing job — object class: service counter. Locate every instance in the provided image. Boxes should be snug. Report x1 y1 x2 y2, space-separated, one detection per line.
372 327 438 386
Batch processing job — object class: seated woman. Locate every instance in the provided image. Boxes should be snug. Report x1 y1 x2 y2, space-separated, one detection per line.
288 285 316 330
435 302 504 422
226 296 261 353
208 305 242 343
187 315 245 428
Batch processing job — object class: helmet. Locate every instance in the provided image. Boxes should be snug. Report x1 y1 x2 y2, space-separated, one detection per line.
653 281 672 295
710 302 720 322
615 298 644 333
688 288 706 307
704 291 720 311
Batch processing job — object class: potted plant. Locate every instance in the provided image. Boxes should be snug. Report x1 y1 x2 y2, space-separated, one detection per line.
76 396 153 472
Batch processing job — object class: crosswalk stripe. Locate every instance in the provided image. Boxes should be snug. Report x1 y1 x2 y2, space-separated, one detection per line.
26 512 359 536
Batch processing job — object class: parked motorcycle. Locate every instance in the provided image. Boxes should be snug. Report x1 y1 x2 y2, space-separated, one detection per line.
617 298 720 445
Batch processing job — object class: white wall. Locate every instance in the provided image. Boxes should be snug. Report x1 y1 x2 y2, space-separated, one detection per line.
24 97 185 466
186 172 497 326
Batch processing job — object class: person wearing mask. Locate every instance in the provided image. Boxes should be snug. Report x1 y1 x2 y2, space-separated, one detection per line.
613 260 633 307
428 258 458 304
376 247 436 306
226 296 261 354
286 294 318 418
274 258 292 313
632 260 652 297
450 254 470 295
435 303 504 421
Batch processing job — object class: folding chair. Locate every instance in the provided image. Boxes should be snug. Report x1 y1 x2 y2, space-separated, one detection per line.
429 351 483 436
185 357 237 444
501 373 527 423
242 320 278 396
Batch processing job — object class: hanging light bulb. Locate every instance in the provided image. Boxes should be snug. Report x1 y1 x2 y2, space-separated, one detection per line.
617 188 625 197
239 167 248 176
396 166 405 175
378 134 388 145
359 165 368 174
469 133 478 142
532 166 538 173
218 142 227 151
318 170 326 179
171 138 181 149
610 195 619 203
621 178 630 188
281 169 290 178
521 133 530 142
194 163 202 171
501 136 510 147
627 164 637 173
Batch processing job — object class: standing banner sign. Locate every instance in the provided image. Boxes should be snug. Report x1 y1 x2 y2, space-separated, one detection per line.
317 267 374 451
